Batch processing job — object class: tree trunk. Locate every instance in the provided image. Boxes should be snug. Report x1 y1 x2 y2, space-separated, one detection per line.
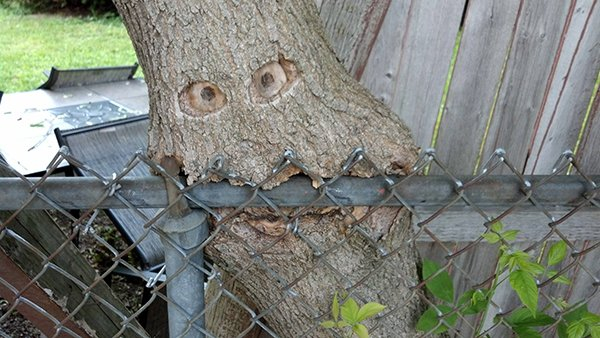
113 1 423 337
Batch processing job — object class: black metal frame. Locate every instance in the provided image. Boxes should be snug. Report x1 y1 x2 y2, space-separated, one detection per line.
39 64 139 90
54 115 155 268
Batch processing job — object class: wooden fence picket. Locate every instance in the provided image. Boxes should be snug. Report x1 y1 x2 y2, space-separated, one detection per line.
526 0 600 174
479 1 574 174
433 0 522 175
358 0 466 147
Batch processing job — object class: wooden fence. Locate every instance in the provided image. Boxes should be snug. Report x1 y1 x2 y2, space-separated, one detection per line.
318 1 600 336
319 0 599 174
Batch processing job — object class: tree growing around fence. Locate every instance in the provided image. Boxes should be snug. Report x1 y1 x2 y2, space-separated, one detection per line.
2 0 600 337
113 0 423 336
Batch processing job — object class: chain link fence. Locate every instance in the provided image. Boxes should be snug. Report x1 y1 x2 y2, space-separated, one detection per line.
0 147 599 337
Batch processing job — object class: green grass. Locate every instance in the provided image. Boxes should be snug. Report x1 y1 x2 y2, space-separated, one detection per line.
0 6 139 92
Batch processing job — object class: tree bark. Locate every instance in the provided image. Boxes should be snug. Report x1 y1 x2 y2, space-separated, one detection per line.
113 1 423 337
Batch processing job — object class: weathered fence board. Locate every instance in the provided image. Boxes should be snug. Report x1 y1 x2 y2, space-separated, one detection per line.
527 0 600 174
359 0 466 147
415 209 600 242
0 250 91 338
576 84 600 172
353 0 410 103
0 213 142 338
0 168 143 338
433 0 521 174
565 240 600 318
480 1 574 174
319 0 391 79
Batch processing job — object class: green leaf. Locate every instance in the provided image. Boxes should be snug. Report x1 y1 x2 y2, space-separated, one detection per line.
491 221 504 232
29 122 44 127
505 308 555 327
422 259 454 303
352 324 369 338
457 289 489 315
356 302 386 322
581 312 600 325
508 251 535 272
416 308 439 333
548 271 571 285
554 297 570 310
332 292 340 321
548 241 568 266
590 325 600 338
558 306 589 338
509 270 538 314
512 325 542 338
520 261 545 276
337 321 351 328
341 298 360 325
502 229 520 242
567 321 586 338
483 222 505 243
321 320 336 329
558 322 568 338
482 232 501 244
415 305 457 334
563 304 589 323
498 252 510 270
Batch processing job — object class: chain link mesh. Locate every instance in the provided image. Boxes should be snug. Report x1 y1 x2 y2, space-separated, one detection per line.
0 147 599 337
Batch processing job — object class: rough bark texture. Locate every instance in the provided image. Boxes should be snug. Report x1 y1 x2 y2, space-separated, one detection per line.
113 1 423 337
113 0 417 184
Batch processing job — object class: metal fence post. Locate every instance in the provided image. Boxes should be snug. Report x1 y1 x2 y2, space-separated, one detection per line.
159 210 208 338
158 157 208 338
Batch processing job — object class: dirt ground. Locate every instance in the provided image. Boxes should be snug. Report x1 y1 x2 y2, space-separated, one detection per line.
0 299 42 337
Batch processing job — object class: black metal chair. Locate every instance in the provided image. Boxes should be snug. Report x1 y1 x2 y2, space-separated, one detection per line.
39 64 138 90
54 115 163 271
55 115 169 336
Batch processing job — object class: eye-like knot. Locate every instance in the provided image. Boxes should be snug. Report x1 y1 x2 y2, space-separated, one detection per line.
250 56 297 103
254 62 287 98
180 81 227 116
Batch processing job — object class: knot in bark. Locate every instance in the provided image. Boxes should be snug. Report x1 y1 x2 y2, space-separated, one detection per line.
180 81 227 116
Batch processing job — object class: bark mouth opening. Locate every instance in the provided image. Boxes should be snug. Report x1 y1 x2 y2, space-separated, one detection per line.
180 81 227 116
250 56 298 103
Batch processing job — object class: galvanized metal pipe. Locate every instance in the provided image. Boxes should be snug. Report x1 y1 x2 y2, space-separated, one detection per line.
157 157 208 338
0 175 597 210
159 211 208 338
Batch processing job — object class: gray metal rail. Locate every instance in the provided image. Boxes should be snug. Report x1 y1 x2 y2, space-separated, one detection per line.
0 175 597 210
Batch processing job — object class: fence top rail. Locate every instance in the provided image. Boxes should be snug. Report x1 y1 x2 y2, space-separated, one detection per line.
0 174 598 211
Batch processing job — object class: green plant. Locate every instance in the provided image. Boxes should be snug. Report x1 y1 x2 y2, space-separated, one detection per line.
556 303 600 338
320 291 386 338
416 258 490 334
416 222 600 337
483 222 571 319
